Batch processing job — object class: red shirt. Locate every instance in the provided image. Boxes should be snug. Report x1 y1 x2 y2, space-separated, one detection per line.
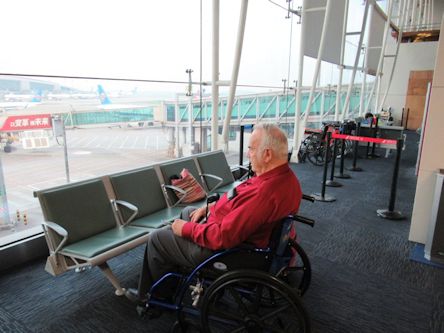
181 163 302 250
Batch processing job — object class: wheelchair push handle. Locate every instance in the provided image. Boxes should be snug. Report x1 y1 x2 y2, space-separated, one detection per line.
289 214 315 227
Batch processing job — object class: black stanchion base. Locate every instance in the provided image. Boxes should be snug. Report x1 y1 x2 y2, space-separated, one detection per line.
376 209 405 220
335 173 351 179
325 180 342 187
347 166 363 172
312 193 336 202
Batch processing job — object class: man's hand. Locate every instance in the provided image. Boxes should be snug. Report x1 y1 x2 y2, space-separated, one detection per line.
189 207 206 222
172 219 187 237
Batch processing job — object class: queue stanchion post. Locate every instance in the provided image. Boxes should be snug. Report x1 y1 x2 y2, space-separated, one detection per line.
335 138 351 179
326 138 342 187
312 132 336 202
377 138 405 220
366 120 373 158
239 125 245 167
405 108 410 129
369 116 380 159
347 122 363 172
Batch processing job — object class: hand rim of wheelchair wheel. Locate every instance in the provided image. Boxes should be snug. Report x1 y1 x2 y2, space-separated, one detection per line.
200 269 311 333
275 240 311 296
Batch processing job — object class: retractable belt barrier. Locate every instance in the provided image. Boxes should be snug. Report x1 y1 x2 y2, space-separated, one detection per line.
330 132 404 220
331 133 397 145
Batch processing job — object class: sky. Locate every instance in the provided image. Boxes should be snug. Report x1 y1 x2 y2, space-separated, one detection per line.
0 0 381 95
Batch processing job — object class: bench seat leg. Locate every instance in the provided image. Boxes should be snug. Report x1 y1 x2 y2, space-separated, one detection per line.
98 262 125 296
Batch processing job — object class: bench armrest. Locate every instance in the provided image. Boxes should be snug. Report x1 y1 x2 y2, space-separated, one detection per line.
229 164 249 174
199 173 223 193
42 221 68 255
235 164 249 171
111 199 139 227
162 184 187 208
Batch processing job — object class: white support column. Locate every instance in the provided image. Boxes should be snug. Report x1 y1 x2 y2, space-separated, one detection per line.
418 0 423 28
291 2 306 162
411 0 418 28
175 96 180 157
301 0 333 128
424 0 428 28
222 0 248 152
188 95 193 148
341 0 370 120
256 96 259 122
359 46 368 116
335 0 349 121
211 0 220 151
380 0 406 111
375 0 394 113
276 95 280 123
396 0 404 27
429 0 433 28
403 0 409 29
320 89 325 118
431 0 434 29
425 0 432 29
406 0 412 28
335 67 343 121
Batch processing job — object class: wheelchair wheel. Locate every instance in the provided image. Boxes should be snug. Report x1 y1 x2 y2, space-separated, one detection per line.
200 269 310 333
306 146 325 166
276 240 311 296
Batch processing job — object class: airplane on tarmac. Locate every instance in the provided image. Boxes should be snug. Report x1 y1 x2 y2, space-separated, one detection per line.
0 90 42 111
46 91 97 100
97 85 144 110
3 91 39 102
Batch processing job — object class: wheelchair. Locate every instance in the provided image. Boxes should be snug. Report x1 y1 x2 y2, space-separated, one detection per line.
140 213 315 333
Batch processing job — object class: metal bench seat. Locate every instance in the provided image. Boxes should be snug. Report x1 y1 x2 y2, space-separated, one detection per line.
35 178 150 296
128 207 182 229
109 167 186 228
60 226 148 259
195 150 245 194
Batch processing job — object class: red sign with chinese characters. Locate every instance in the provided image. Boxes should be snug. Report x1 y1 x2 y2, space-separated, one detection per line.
1 114 52 131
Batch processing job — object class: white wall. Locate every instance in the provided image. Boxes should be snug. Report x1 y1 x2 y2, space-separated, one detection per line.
379 41 438 124
409 14 444 244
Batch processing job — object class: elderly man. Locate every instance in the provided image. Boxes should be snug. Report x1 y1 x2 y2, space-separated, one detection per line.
126 123 302 303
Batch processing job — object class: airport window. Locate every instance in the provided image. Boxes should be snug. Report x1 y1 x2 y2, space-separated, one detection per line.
0 77 253 246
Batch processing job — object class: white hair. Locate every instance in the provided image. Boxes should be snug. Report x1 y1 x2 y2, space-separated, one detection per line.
254 123 288 160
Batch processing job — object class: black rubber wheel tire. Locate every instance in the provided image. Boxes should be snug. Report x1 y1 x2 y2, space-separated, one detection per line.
200 269 311 333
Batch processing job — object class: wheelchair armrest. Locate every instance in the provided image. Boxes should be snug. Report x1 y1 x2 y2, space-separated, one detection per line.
289 214 315 227
111 199 139 227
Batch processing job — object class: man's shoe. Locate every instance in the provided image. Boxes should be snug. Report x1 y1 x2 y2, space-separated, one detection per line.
125 288 147 304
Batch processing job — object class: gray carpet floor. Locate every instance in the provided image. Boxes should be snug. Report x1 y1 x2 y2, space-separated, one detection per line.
0 130 443 332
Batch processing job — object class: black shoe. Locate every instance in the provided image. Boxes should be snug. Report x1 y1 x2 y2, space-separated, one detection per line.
125 288 147 304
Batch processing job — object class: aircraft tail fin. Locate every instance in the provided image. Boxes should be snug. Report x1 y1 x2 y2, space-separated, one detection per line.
31 90 42 103
97 85 112 105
